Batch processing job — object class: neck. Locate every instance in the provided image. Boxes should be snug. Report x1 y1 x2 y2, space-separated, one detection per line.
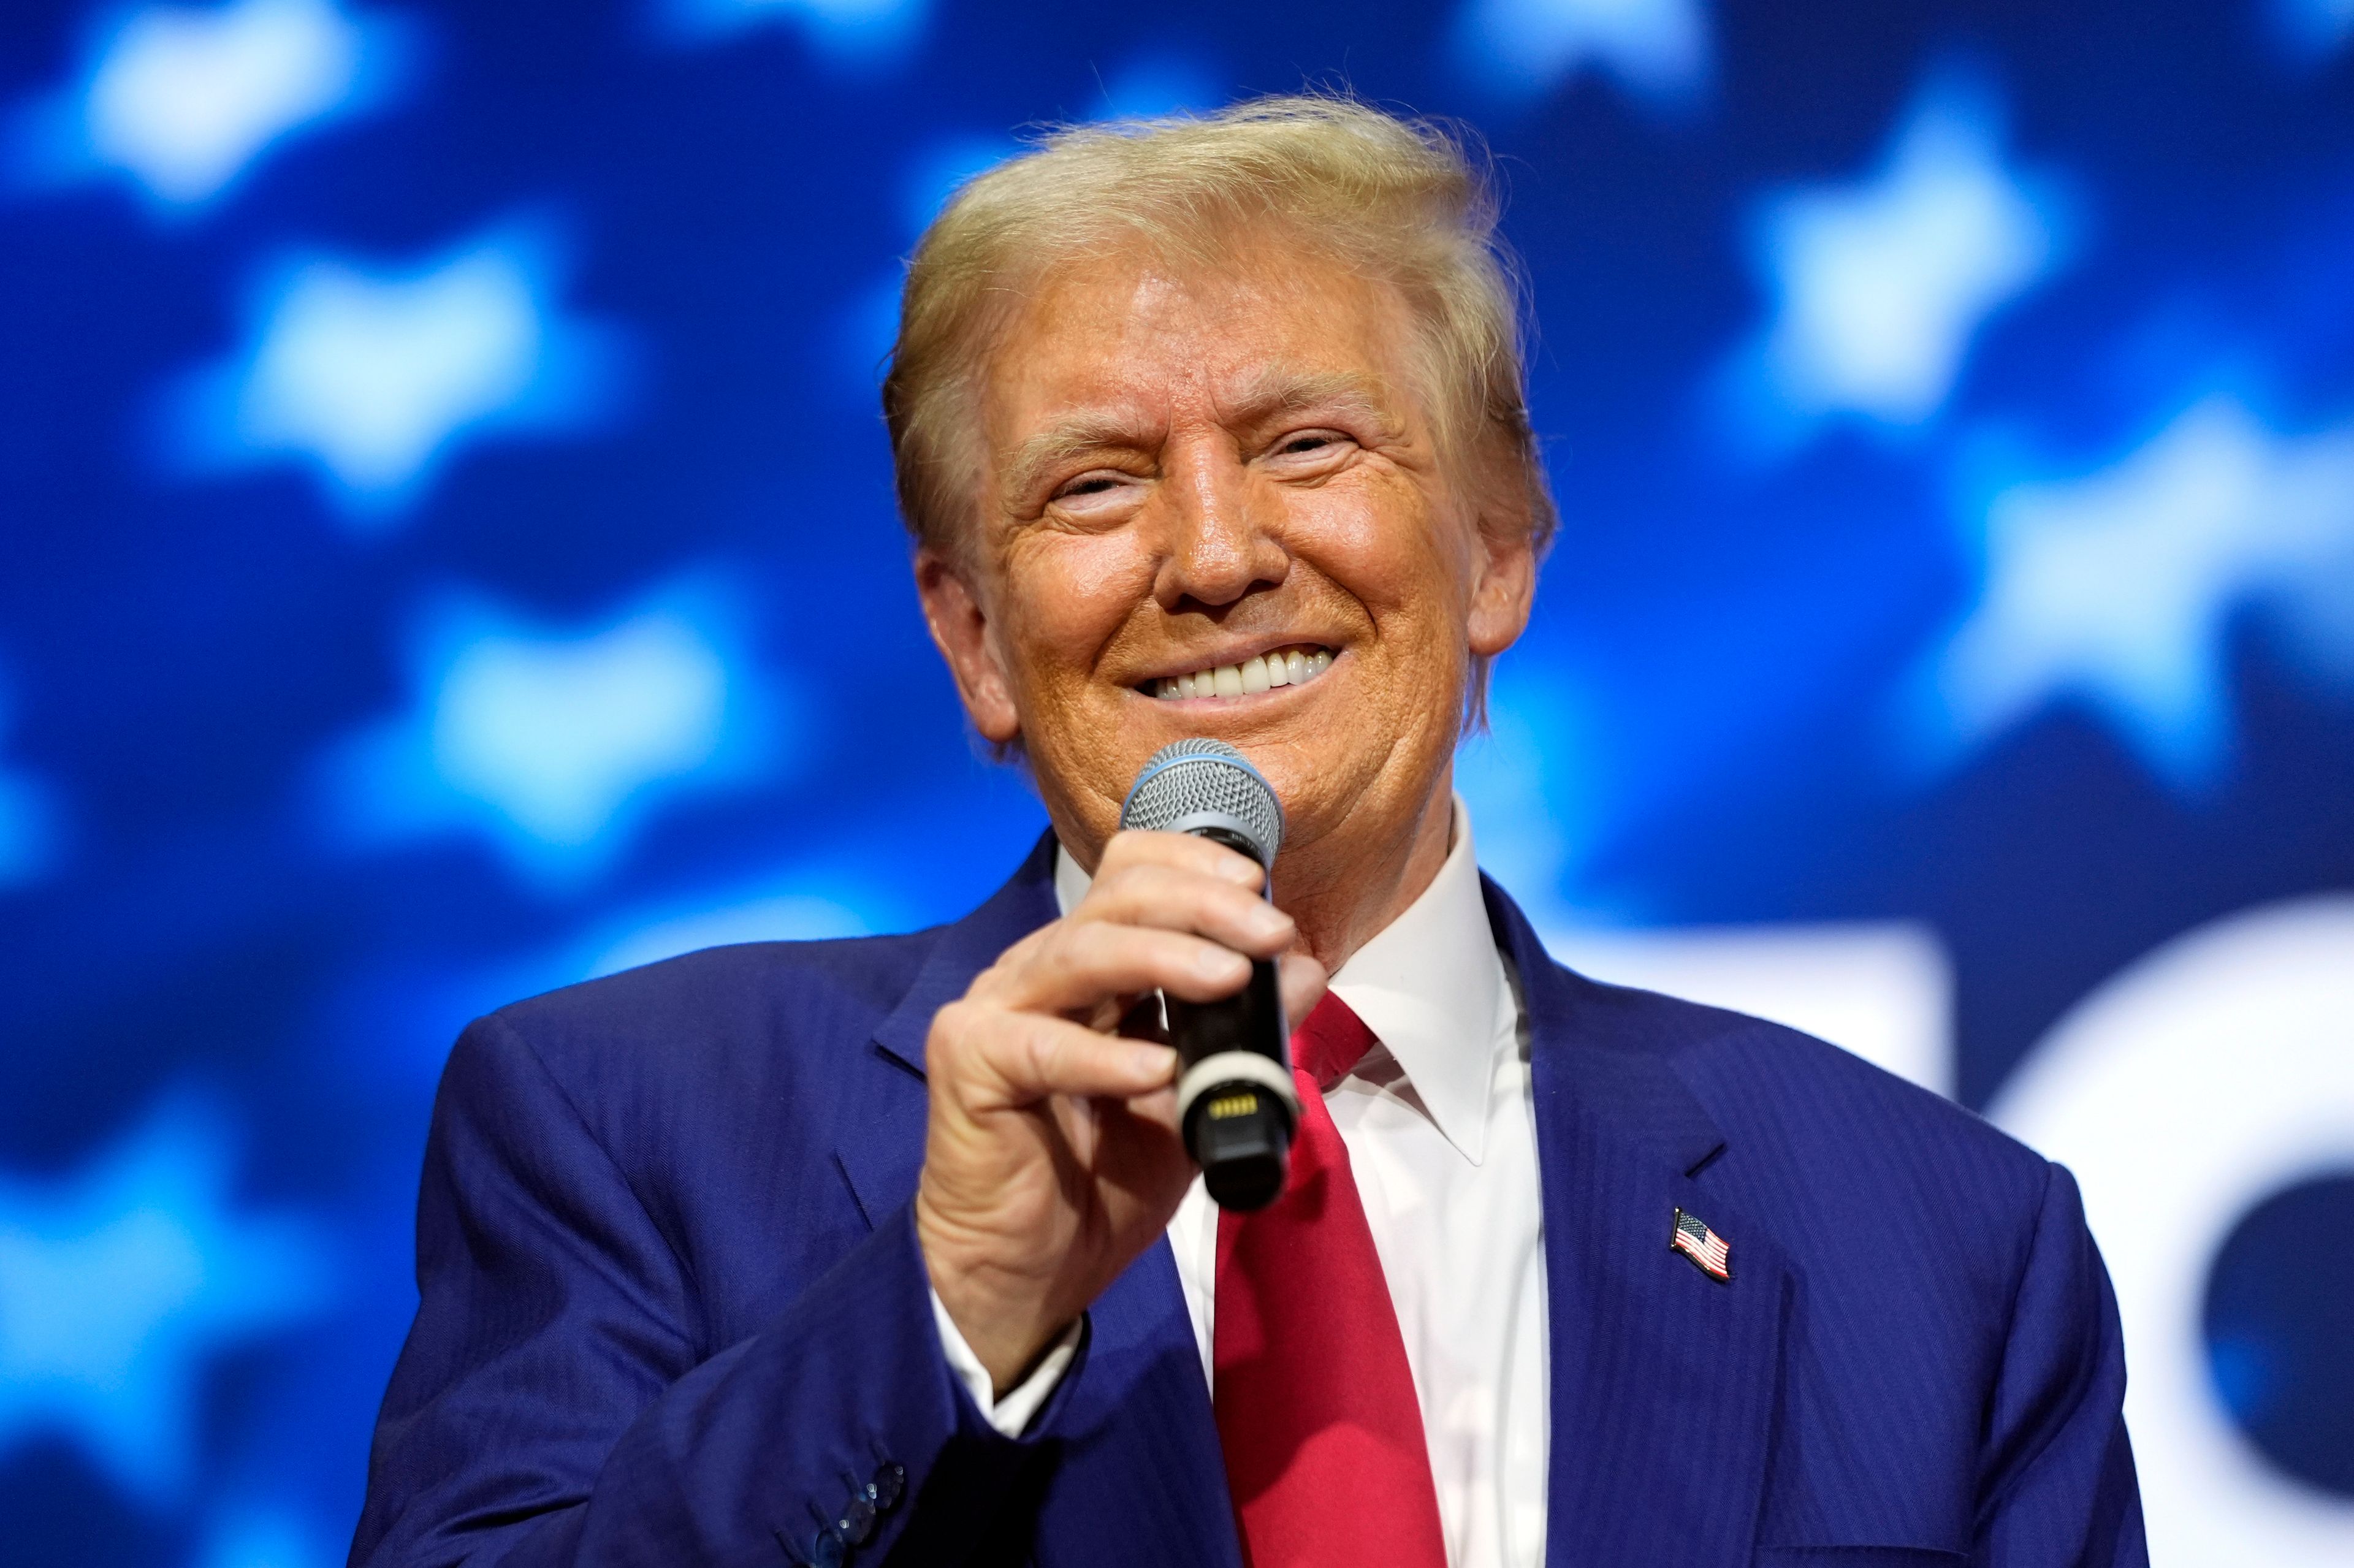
1271 763 1455 976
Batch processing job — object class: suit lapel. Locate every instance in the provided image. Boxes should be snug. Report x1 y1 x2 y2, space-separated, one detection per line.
832 831 1235 1568
1487 882 1789 1568
1043 1236 1243 1568
832 832 1060 1228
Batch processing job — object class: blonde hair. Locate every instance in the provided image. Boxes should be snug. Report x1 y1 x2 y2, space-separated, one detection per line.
880 93 1556 569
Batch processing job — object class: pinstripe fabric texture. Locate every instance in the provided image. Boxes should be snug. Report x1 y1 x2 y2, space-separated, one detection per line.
351 832 2146 1568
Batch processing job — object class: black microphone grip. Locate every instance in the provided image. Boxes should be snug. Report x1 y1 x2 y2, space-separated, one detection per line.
1166 953 1292 1210
1117 740 1297 1210
1165 826 1295 1211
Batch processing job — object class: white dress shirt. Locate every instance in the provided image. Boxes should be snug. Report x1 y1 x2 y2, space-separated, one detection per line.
935 804 1548 1567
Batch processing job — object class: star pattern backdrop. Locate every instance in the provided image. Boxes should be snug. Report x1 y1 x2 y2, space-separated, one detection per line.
1 0 2351 1562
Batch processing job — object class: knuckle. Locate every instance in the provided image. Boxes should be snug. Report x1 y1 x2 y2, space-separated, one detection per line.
1091 857 1158 902
1019 1018 1064 1083
1043 919 1091 967
1067 918 1128 967
931 998 980 1045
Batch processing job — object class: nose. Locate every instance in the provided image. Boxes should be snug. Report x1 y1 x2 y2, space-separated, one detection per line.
1151 435 1289 611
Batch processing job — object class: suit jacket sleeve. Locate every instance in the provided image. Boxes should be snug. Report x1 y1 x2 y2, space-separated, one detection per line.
1974 1160 2148 1567
349 1013 1077 1568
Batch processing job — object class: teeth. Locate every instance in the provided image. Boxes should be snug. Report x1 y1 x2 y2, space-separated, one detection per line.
1148 645 1335 701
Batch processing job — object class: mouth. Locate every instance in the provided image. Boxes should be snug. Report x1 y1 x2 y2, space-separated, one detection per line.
1137 642 1337 702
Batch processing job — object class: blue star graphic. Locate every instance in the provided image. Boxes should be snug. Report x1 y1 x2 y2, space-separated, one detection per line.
1721 72 2071 454
0 671 64 887
7 0 413 213
166 222 628 523
0 1094 330 1505
192 1502 338 1568
1915 396 2354 786
321 580 785 888
652 0 930 64
2268 0 2354 64
1452 0 1711 110
582 882 878 980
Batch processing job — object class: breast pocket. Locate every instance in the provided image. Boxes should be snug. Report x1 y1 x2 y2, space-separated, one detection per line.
1756 1549 1968 1568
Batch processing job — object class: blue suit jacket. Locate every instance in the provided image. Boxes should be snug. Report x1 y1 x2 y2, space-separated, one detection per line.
351 835 2146 1568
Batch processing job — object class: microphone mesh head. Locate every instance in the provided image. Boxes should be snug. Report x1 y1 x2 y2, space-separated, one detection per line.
1119 738 1284 867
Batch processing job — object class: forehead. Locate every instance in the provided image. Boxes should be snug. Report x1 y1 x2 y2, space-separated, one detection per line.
977 234 1422 446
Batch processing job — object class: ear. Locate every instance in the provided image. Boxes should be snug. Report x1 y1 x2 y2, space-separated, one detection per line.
914 544 1023 746
1466 499 1539 661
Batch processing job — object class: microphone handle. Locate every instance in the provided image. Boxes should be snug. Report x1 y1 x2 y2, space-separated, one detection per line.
1167 941 1297 1212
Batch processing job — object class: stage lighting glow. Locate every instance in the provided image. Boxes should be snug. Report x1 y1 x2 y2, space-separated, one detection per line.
9 0 408 210
0 676 61 888
166 224 627 521
1451 0 1712 108
0 1094 329 1507
1723 72 2068 450
2269 0 2354 64
1922 397 2354 787
191 1507 337 1568
321 584 780 888
656 0 930 63
585 890 873 977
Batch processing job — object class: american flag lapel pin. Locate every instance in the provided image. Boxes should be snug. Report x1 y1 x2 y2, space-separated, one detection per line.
1670 1207 1732 1282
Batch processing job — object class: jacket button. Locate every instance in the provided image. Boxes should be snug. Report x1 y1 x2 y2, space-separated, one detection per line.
839 1496 877 1543
807 1525 846 1568
868 1461 906 1510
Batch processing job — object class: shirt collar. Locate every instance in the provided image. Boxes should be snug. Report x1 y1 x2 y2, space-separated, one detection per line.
1051 796 1507 1165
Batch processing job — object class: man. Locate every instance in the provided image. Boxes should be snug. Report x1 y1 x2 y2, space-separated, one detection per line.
352 97 2146 1567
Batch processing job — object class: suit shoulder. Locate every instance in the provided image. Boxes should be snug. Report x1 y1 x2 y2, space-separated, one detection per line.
470 927 943 1100
1558 967 2049 1213
1555 970 2067 1357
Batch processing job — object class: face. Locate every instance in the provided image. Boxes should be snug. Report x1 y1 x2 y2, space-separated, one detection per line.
915 232 1535 901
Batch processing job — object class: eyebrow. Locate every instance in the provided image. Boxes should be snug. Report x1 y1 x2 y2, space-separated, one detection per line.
999 368 1402 501
1226 367 1397 429
1001 412 1163 502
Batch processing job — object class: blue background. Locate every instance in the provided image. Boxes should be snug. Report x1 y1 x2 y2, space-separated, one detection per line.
1 0 2350 1562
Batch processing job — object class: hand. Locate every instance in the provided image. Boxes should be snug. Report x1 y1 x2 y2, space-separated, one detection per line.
915 829 1328 1395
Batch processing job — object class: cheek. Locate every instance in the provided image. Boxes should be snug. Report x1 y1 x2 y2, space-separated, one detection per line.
1287 473 1466 624
998 533 1156 680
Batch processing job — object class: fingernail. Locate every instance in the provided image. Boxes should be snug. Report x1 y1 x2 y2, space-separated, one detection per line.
1247 905 1291 940
1199 948 1247 983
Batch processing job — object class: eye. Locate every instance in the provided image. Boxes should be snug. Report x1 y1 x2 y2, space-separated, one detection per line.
1266 429 1354 465
1051 470 1137 506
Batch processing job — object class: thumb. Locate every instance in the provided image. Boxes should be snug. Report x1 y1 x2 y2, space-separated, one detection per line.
1276 951 1329 1029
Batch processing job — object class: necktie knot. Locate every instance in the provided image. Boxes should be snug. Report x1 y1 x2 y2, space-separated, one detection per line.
1292 991 1376 1095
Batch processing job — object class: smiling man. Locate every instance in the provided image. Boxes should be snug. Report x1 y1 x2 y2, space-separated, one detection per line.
352 99 2146 1568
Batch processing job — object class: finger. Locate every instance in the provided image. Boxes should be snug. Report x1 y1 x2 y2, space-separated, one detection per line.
981 920 1257 1014
1096 829 1264 890
939 1002 1179 1108
1120 1084 1180 1133
1277 950 1328 1024
1072 862 1295 957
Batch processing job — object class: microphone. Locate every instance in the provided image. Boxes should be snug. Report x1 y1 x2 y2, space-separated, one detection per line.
1119 738 1297 1211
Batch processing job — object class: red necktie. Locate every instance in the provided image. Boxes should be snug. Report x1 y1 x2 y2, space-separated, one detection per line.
1211 992 1450 1568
